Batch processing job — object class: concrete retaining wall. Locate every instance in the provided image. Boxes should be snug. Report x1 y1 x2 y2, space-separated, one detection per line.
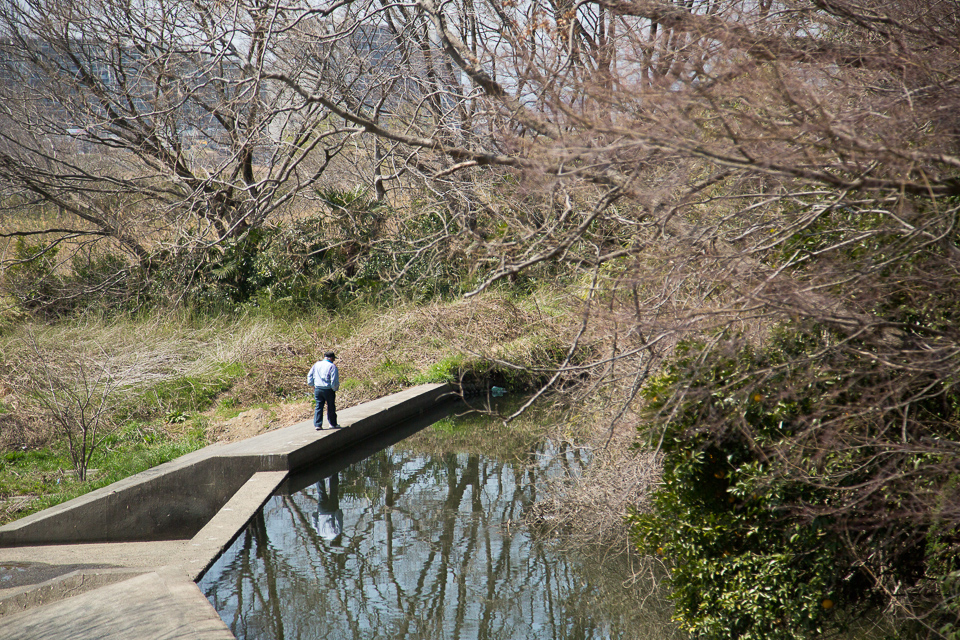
0 383 456 548
0 455 259 546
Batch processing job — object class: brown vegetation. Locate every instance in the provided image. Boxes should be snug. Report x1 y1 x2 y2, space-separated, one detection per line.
526 428 661 550
2 0 960 634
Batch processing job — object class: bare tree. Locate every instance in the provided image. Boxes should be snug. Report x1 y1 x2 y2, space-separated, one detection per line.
0 0 363 280
16 333 132 481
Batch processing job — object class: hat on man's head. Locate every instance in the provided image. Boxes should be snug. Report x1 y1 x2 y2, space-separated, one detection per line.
324 351 336 360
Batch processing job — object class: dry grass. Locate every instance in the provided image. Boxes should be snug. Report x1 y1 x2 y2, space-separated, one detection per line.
0 289 578 446
3 313 288 385
335 294 560 367
284 292 570 400
0 313 294 445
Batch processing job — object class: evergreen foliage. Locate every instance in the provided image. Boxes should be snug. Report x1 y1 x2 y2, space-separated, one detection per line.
632 327 960 639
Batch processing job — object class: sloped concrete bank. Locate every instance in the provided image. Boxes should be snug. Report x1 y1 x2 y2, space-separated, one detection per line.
0 383 457 640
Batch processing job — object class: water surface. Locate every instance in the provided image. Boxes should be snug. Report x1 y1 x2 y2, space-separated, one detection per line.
199 422 674 640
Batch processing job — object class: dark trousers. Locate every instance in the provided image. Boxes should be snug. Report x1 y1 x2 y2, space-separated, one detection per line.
314 387 337 428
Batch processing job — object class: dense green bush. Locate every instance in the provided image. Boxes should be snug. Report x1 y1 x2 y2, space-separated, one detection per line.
1 239 139 319
148 194 472 313
2 189 532 321
631 326 960 639
155 220 332 312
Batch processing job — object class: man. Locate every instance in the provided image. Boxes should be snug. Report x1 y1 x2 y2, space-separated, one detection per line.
308 351 340 430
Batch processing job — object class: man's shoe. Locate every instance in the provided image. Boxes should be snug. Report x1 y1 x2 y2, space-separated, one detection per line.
332 424 342 429
315 425 323 431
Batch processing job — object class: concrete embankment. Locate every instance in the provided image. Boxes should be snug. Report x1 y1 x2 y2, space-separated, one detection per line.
0 383 456 640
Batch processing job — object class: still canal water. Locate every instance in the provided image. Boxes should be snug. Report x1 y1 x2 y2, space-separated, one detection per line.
198 412 676 640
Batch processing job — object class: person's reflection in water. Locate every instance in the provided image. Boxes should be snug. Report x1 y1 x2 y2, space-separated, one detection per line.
312 473 344 542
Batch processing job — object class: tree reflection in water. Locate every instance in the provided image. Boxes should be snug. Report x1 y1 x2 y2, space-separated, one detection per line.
199 445 672 640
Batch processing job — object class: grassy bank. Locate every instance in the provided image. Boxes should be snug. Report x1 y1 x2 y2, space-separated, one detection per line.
0 289 576 525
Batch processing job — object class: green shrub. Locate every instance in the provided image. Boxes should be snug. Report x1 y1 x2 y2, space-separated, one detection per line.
413 354 466 384
148 200 471 313
68 250 138 313
1 239 141 319
631 326 960 639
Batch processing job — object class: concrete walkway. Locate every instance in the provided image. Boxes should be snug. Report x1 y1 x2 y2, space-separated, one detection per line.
0 384 455 639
